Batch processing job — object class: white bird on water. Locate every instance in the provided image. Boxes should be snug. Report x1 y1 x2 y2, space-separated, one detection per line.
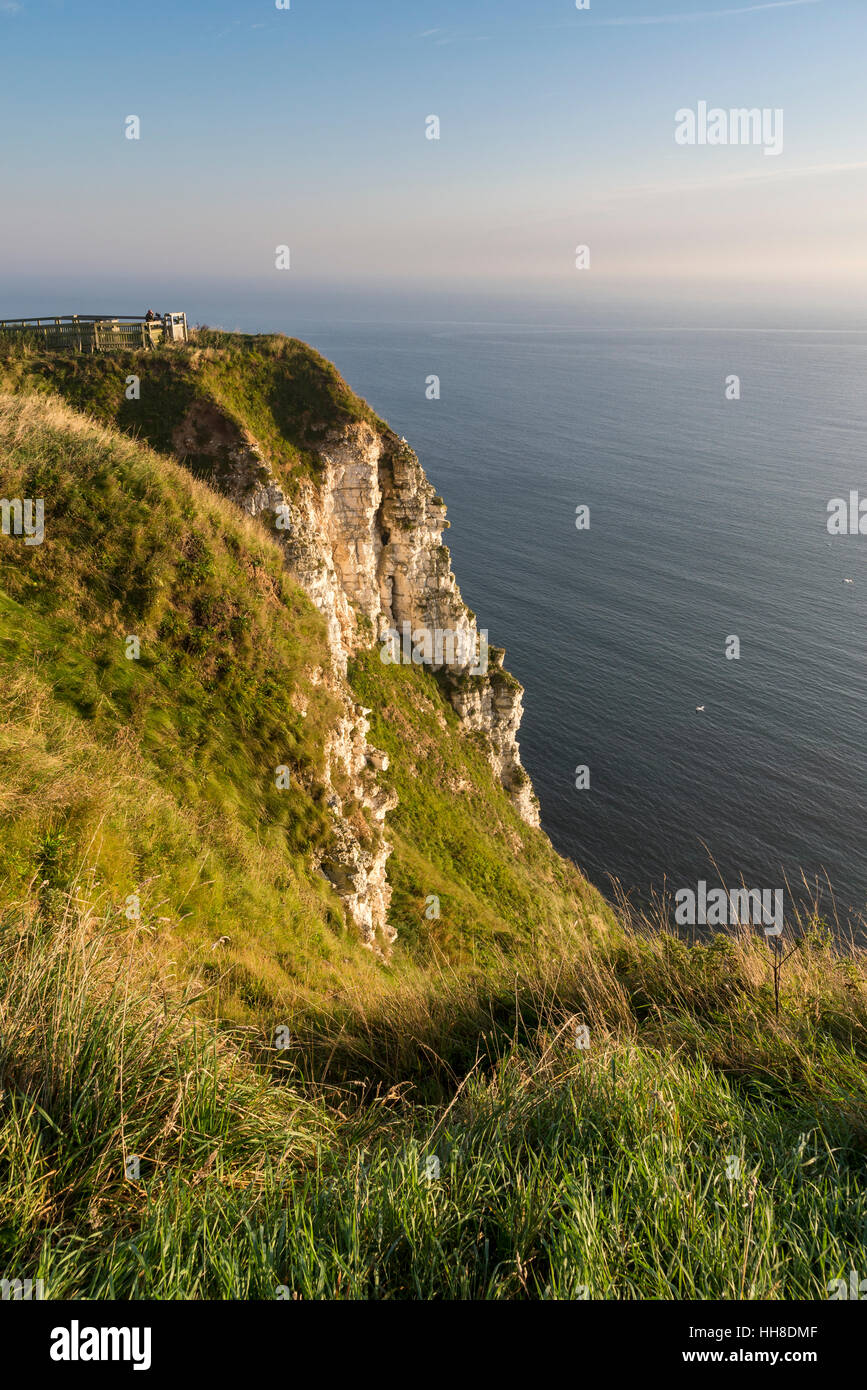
696 704 705 712
843 578 854 584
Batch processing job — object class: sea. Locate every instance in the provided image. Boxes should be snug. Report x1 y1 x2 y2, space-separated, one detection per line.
13 282 855 934
272 320 867 935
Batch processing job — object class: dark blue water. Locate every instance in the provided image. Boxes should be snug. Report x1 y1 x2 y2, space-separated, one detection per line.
296 322 867 931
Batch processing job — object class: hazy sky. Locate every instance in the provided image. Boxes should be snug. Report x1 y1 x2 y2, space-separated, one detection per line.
1 0 865 323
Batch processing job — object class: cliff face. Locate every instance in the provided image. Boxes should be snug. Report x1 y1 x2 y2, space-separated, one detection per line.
6 337 539 952
170 392 540 949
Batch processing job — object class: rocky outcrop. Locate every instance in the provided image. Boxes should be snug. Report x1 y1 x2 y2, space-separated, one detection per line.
172 397 540 949
446 648 540 829
312 695 397 951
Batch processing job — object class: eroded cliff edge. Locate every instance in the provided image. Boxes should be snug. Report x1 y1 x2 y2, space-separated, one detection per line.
172 378 541 950
9 333 540 952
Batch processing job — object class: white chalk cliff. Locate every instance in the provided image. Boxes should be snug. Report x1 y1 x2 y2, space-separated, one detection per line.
172 398 540 952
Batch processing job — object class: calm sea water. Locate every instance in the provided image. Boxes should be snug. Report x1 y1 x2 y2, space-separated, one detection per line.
292 322 867 932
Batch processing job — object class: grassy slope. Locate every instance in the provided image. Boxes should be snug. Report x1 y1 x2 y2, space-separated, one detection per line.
0 331 392 491
3 900 866 1299
0 389 377 1015
0 372 597 1005
1 342 865 1299
351 649 595 962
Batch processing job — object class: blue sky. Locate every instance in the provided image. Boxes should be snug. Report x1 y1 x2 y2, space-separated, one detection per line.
0 0 864 323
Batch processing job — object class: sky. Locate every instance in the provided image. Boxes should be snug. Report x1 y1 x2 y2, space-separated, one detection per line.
0 0 865 325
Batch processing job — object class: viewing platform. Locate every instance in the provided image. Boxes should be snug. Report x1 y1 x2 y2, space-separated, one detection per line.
0 313 189 352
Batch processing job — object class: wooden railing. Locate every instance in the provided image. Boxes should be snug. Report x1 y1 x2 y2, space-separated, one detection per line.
0 315 184 352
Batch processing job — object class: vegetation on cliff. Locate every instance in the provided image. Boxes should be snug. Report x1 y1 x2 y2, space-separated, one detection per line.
0 337 864 1299
0 330 394 492
0 372 587 1007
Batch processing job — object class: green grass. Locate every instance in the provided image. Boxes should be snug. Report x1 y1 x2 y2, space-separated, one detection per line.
349 649 592 962
0 382 599 1013
1 347 865 1300
0 329 393 493
2 894 865 1299
0 390 382 1013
